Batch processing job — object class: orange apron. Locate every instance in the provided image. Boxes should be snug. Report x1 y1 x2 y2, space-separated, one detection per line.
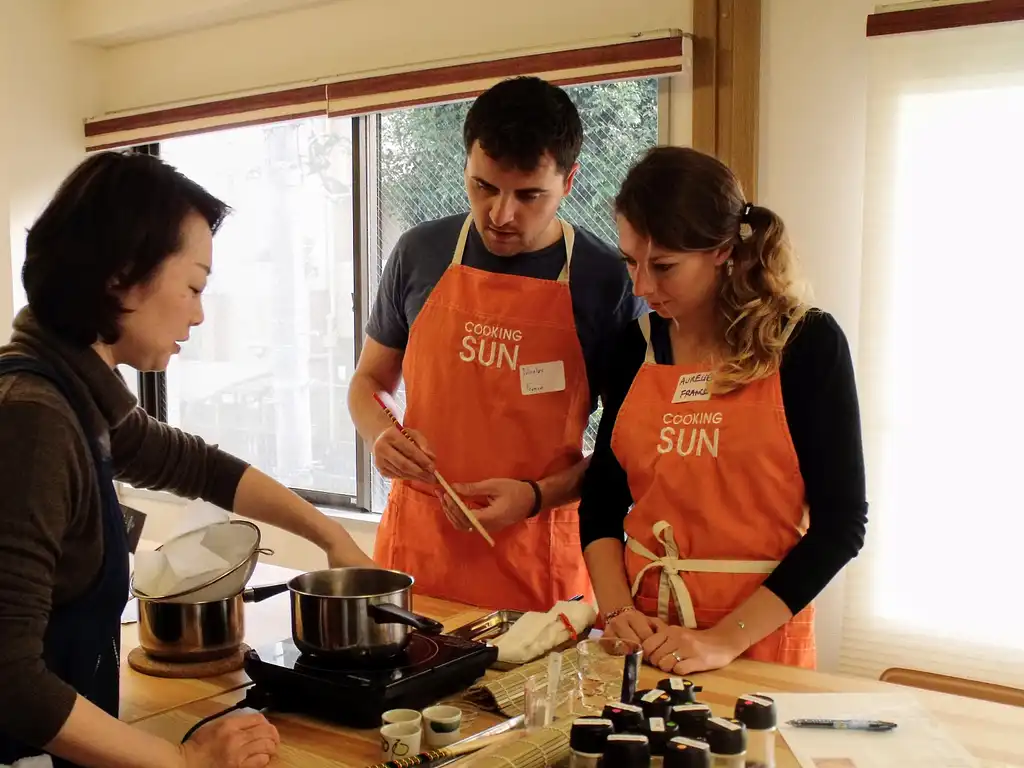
374 215 594 612
613 313 816 668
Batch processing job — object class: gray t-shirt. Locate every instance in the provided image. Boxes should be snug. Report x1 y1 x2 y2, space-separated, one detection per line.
366 213 645 409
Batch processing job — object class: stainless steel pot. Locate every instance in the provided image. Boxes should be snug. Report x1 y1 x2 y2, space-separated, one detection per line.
287 568 444 662
137 582 288 662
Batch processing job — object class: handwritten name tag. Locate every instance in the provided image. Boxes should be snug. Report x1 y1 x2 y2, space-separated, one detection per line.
672 372 712 404
520 361 566 396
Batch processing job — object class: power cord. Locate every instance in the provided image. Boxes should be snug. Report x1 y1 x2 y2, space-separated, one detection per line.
180 687 274 744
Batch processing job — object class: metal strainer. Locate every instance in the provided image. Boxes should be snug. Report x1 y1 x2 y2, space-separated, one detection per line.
130 520 274 603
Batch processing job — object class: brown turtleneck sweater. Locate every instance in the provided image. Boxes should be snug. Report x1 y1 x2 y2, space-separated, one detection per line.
0 307 249 748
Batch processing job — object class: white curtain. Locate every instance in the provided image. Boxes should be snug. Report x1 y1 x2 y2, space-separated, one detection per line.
841 19 1024 689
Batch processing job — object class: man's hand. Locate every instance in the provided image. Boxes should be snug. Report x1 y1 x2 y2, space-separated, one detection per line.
372 426 436 484
440 478 536 534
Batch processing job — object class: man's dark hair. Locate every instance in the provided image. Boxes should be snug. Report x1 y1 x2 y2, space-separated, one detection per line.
463 76 583 176
22 150 229 347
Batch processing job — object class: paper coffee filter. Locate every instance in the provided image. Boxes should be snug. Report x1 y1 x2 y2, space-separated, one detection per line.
131 520 261 600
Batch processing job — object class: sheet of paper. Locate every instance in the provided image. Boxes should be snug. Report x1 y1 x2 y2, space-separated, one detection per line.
770 692 980 768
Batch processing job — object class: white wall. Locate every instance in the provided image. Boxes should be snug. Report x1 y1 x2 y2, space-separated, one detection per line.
91 0 692 117
758 0 876 671
0 0 99 339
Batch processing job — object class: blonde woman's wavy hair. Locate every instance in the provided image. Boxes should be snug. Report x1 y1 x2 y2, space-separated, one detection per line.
614 146 809 394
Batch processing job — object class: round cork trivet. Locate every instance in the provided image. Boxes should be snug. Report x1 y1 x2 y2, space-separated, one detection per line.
127 644 251 679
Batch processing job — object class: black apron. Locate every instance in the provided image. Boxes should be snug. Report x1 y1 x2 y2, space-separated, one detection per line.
0 356 130 768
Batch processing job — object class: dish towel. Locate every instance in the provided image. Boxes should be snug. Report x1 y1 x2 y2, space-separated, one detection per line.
492 601 598 664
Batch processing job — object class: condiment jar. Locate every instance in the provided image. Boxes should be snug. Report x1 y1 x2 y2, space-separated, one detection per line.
642 716 681 767
658 677 702 706
665 736 712 768
705 716 748 768
671 703 712 740
570 717 615 768
734 694 777 768
601 733 651 767
602 702 645 734
634 688 674 720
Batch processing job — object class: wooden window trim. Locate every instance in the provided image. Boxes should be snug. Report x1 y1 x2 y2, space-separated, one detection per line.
692 0 762 201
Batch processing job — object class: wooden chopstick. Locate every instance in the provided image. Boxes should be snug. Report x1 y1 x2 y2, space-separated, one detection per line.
372 394 496 547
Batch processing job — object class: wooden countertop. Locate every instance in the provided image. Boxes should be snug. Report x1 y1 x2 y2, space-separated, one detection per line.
121 561 1024 767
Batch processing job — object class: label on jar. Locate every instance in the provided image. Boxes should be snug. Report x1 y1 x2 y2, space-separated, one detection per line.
614 703 643 713
669 678 688 691
742 694 774 707
673 704 711 713
709 716 741 730
650 718 666 732
669 736 709 751
642 690 665 703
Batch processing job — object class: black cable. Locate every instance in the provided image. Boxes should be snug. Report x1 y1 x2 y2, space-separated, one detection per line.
180 687 275 744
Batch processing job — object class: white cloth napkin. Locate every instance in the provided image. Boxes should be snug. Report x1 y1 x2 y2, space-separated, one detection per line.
492 601 598 664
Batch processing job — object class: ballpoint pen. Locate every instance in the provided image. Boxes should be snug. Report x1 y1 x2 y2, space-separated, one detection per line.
787 718 898 732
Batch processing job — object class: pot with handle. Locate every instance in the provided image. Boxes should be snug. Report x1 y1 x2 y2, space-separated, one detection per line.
137 582 289 663
286 567 444 662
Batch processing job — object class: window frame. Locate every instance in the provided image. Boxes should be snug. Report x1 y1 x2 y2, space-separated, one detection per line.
125 85 666 517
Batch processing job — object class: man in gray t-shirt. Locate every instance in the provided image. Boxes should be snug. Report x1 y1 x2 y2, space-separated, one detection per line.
348 76 645 611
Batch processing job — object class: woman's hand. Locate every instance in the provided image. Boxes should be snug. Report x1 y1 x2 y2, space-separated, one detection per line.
643 622 749 675
179 712 280 768
602 606 662 645
641 621 747 676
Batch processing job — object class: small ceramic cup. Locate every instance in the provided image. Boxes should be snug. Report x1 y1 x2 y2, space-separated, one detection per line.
382 708 422 728
422 705 463 747
380 721 422 760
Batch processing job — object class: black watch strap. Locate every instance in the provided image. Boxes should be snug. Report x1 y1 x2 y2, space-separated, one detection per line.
524 479 543 518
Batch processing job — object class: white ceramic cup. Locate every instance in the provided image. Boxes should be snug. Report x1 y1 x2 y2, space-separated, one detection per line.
422 705 462 747
380 721 422 760
381 708 422 727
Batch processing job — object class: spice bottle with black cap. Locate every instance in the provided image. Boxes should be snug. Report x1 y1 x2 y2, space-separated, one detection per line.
642 717 681 767
665 736 712 768
570 717 615 768
634 688 674 720
734 694 777 768
670 703 712 740
705 716 748 768
602 702 645 734
601 733 651 767
658 677 702 706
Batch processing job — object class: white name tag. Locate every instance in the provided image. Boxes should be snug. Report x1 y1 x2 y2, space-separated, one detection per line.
672 372 712 404
520 361 566 396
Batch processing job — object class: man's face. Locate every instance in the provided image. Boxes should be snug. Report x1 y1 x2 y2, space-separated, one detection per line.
464 141 578 256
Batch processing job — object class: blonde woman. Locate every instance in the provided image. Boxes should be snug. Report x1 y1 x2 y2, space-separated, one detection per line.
578 146 867 674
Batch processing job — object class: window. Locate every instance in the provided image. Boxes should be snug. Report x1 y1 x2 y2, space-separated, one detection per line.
841 21 1024 689
141 78 661 514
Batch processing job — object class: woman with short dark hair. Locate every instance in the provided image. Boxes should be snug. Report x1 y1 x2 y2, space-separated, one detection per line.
579 146 868 675
0 151 376 768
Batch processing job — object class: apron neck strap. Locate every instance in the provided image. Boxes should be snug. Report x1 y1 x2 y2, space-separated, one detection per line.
451 214 475 267
450 215 575 283
638 312 656 364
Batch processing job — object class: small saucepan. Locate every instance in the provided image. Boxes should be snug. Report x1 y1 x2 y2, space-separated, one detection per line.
137 582 289 663
285 567 444 662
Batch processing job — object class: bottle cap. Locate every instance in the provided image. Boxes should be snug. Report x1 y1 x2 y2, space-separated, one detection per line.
670 703 712 739
642 716 681 756
601 702 645 734
664 736 711 768
633 688 673 720
705 717 748 756
603 733 651 767
734 694 777 730
658 677 702 705
569 718 614 754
